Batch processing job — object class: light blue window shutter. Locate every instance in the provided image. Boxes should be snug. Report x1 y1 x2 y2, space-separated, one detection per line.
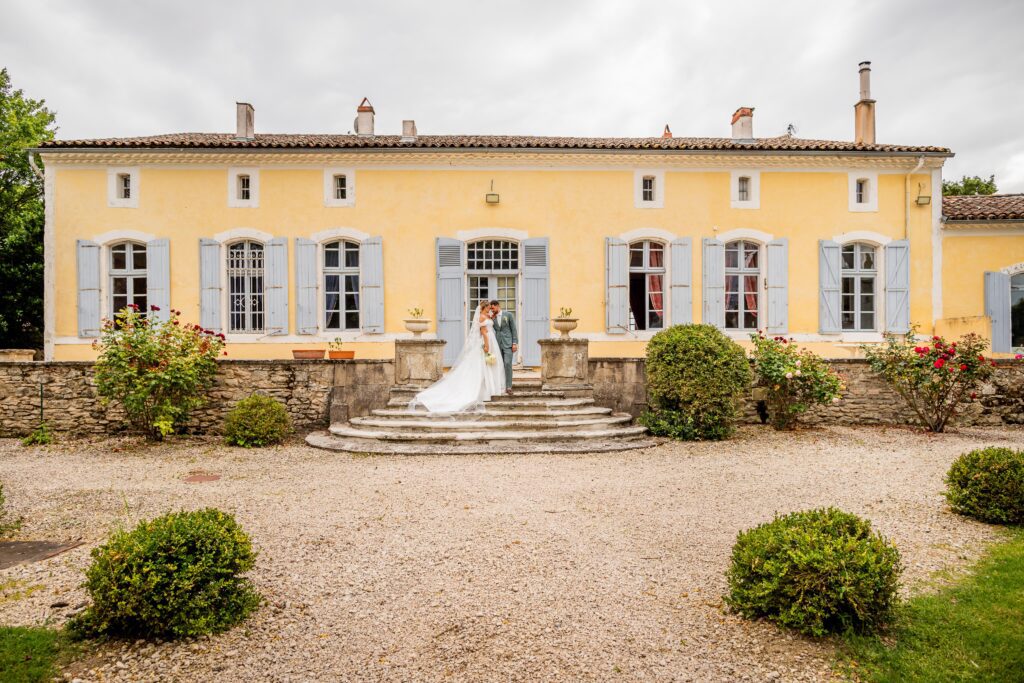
146 239 170 322
76 239 101 337
436 237 465 366
265 237 288 335
522 237 550 367
884 240 910 333
669 238 692 325
605 237 628 333
199 239 222 333
984 271 1012 353
766 238 789 334
360 236 384 334
818 240 841 333
294 238 318 335
702 238 725 328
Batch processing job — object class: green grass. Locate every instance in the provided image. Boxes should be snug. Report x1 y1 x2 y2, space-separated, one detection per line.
839 529 1024 682
0 626 73 683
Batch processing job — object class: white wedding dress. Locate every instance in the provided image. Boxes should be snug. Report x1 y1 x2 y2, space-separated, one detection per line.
410 316 506 413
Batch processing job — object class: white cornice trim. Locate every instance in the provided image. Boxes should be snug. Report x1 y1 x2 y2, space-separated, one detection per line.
1001 262 1024 276
212 227 274 243
92 229 158 245
831 230 893 246
715 228 774 243
454 227 529 242
942 224 1024 236
619 228 677 242
309 227 371 243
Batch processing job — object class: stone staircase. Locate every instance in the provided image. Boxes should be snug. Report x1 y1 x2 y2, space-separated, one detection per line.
306 375 654 455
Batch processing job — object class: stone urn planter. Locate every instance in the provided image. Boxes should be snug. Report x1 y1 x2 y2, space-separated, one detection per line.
552 317 579 338
328 350 355 360
292 349 325 359
403 319 431 337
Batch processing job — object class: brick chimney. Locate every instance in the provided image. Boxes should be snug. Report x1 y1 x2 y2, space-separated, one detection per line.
235 102 254 140
354 98 375 136
731 107 754 140
662 124 672 139
854 61 876 145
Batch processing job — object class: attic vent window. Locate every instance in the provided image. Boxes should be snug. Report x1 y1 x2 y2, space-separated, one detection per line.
117 173 131 199
238 174 251 201
856 178 869 204
333 174 348 200
737 176 750 202
642 176 655 202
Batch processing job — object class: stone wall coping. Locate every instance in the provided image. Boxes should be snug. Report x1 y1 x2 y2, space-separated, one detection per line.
394 339 447 346
538 338 589 345
0 358 396 368
587 356 1021 366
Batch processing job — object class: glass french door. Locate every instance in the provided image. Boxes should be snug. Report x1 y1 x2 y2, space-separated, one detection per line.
468 275 517 323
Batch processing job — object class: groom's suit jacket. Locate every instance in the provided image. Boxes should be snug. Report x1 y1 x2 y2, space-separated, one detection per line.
494 312 518 350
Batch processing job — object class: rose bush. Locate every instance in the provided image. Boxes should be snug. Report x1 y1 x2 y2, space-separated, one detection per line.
93 305 225 440
862 327 994 432
749 333 843 430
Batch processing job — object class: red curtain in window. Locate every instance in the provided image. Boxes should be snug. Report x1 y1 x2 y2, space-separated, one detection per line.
648 274 663 313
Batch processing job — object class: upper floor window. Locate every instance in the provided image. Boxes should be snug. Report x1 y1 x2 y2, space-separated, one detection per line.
333 174 348 200
725 240 760 330
737 176 750 202
841 242 876 331
109 241 147 315
849 171 878 212
324 240 360 331
227 240 265 332
628 240 665 331
641 176 655 202
228 167 259 207
730 170 760 209
855 178 869 204
237 174 251 201
107 167 139 208
118 173 132 199
324 167 355 207
634 169 664 208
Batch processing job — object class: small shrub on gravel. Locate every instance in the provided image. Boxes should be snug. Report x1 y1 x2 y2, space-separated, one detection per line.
945 447 1024 525
223 394 292 447
639 324 751 440
749 333 843 430
21 421 53 446
0 483 23 539
725 508 902 637
70 508 260 640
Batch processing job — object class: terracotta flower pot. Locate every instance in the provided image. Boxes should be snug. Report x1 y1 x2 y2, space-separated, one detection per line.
328 350 355 359
292 349 325 359
552 318 578 338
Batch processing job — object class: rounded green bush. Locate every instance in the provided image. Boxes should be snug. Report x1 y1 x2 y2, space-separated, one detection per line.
725 508 902 636
223 393 292 447
945 447 1024 524
639 324 751 440
70 508 260 639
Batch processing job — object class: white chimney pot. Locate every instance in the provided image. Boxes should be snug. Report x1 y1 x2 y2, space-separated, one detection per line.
235 102 254 140
355 98 375 136
731 107 754 141
401 119 418 142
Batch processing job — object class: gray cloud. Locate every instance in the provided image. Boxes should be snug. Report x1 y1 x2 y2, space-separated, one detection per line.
3 0 1022 189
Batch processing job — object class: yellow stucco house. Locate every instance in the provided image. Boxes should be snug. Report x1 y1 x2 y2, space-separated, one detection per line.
33 63 1024 363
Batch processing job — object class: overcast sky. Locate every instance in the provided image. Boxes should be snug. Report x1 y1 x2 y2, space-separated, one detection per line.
3 0 1022 190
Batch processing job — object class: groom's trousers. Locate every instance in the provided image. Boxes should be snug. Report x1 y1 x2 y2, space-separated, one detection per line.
499 345 514 389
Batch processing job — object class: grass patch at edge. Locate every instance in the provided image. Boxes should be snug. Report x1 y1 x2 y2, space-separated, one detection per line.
0 626 77 683
838 528 1024 682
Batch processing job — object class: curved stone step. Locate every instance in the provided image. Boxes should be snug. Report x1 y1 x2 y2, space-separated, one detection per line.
306 431 659 455
387 397 596 410
371 405 613 419
327 423 648 443
349 414 633 431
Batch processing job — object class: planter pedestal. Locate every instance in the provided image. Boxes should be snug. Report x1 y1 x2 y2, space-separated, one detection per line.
394 339 446 388
538 338 591 396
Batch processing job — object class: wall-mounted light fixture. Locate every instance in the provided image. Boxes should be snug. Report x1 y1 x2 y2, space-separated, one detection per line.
915 183 931 205
485 179 499 204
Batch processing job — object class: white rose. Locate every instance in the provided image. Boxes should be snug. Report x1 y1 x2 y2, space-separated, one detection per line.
785 372 793 379
795 370 802 376
795 360 802 367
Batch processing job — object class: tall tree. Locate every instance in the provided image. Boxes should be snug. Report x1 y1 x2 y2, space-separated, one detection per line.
0 68 57 350
942 174 998 196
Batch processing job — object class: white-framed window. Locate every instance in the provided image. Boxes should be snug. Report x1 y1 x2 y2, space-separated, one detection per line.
106 167 139 208
725 240 761 330
1011 273 1024 348
730 169 760 209
634 169 664 208
628 240 665 331
841 242 877 331
848 171 878 212
323 167 356 207
466 239 519 321
226 240 265 332
227 167 259 207
109 241 147 315
323 240 360 331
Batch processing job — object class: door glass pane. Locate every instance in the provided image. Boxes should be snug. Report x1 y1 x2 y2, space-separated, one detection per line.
725 311 739 329
132 277 147 295
860 311 874 330
132 247 146 270
630 247 643 268
324 244 340 268
860 247 875 270
113 277 127 295
743 311 758 329
841 245 855 270
112 247 127 271
648 243 664 268
345 243 359 268
743 243 758 268
725 246 739 268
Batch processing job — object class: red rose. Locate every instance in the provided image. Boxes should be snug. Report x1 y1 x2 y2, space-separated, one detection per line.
970 392 978 399
959 364 967 371
934 358 945 369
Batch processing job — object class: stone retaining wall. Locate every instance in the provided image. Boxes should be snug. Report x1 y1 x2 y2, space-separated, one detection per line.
0 360 394 437
589 357 1024 428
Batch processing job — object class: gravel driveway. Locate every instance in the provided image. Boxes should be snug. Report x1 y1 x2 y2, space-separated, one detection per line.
1 425 1021 682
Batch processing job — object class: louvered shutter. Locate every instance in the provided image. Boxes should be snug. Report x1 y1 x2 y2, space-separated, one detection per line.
818 240 841 333
146 239 170 322
522 238 550 367
199 239 222 333
984 271 1012 353
360 236 384 334
605 237 628 333
669 238 692 325
702 238 725 328
295 238 318 335
76 240 101 337
436 237 465 366
265 237 288 335
766 238 789 334
884 240 910 333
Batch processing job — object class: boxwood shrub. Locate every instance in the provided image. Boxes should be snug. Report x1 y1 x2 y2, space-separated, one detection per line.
70 508 260 639
725 508 902 636
639 324 751 440
223 394 292 447
945 447 1024 524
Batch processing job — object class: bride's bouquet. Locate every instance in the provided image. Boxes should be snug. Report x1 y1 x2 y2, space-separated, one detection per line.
485 352 497 365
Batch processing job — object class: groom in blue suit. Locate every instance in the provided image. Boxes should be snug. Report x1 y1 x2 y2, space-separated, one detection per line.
490 300 517 395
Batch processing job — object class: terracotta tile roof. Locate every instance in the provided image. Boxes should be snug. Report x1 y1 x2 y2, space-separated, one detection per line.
942 194 1024 221
39 132 951 154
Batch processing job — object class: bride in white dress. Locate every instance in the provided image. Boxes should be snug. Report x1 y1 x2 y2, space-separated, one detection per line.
409 302 506 413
